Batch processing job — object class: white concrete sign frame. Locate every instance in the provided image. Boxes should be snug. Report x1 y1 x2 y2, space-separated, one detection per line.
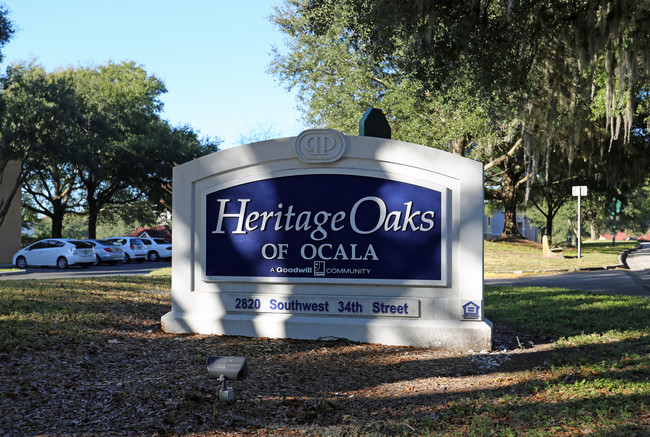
161 130 492 350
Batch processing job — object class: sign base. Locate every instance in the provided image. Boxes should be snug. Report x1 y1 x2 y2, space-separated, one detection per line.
162 311 492 350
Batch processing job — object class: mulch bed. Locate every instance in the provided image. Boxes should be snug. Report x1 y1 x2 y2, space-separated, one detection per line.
0 321 552 436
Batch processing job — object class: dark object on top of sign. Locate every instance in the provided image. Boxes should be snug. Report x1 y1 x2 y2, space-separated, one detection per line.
359 107 391 139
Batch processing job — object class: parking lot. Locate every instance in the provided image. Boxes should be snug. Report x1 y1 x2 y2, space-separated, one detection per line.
0 260 170 280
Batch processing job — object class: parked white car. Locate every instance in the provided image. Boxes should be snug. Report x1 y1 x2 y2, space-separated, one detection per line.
139 237 172 261
87 239 125 265
104 237 147 263
13 239 95 269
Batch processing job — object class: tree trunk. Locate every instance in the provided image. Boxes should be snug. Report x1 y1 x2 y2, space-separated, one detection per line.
545 213 554 244
86 184 98 239
87 207 98 240
0 161 22 228
451 137 467 157
499 170 523 238
51 213 64 238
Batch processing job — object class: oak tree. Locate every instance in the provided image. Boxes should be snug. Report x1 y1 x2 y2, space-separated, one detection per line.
271 0 650 238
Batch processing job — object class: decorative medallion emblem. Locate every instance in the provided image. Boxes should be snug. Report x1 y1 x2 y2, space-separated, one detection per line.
295 129 346 163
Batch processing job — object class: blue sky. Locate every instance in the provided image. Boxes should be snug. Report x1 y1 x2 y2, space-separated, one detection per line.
0 0 306 148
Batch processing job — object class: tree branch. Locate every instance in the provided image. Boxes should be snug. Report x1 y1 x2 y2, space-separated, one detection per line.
483 138 523 171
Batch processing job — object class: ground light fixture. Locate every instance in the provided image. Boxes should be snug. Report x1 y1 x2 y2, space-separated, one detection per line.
206 356 249 401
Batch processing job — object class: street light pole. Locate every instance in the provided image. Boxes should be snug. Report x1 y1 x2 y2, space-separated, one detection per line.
609 198 623 247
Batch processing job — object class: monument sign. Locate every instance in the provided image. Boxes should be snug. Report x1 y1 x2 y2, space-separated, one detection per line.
161 129 492 350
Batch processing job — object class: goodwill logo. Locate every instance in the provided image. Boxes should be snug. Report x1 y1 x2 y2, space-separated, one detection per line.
205 174 443 282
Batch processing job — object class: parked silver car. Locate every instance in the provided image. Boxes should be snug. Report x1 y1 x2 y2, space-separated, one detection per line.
104 237 147 263
87 239 125 265
13 238 95 269
139 237 172 261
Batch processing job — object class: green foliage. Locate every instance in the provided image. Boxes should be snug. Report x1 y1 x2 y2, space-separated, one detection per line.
0 5 14 57
0 5 16 223
95 218 139 240
0 61 221 238
0 63 84 236
22 206 162 242
69 62 219 238
95 203 160 238
270 1 498 153
525 199 578 244
303 0 650 145
618 178 650 234
272 0 650 240
30 217 51 241
60 214 88 239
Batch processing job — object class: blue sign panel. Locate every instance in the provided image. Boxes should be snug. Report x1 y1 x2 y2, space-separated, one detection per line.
205 174 442 281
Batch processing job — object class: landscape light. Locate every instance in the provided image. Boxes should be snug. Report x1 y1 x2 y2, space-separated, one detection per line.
206 356 249 402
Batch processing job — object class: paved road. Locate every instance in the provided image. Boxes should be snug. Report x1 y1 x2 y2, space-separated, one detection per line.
485 242 650 297
4 244 649 296
0 260 171 280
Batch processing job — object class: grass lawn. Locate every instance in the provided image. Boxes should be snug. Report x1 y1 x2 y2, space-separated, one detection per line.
478 285 649 436
148 266 171 277
485 239 638 274
1 273 648 435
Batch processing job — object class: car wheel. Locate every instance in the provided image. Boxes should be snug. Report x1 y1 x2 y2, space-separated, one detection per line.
148 251 159 262
15 256 27 269
122 253 131 264
57 257 69 269
94 255 102 266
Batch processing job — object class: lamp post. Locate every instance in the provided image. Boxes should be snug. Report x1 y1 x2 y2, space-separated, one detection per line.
608 198 623 247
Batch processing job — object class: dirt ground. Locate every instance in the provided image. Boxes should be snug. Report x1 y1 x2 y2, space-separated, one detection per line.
0 321 553 436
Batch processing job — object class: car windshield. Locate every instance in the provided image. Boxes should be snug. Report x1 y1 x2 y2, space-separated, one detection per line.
153 238 169 244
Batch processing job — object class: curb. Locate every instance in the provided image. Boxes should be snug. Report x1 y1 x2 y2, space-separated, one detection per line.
618 247 639 269
488 263 625 277
0 269 27 277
